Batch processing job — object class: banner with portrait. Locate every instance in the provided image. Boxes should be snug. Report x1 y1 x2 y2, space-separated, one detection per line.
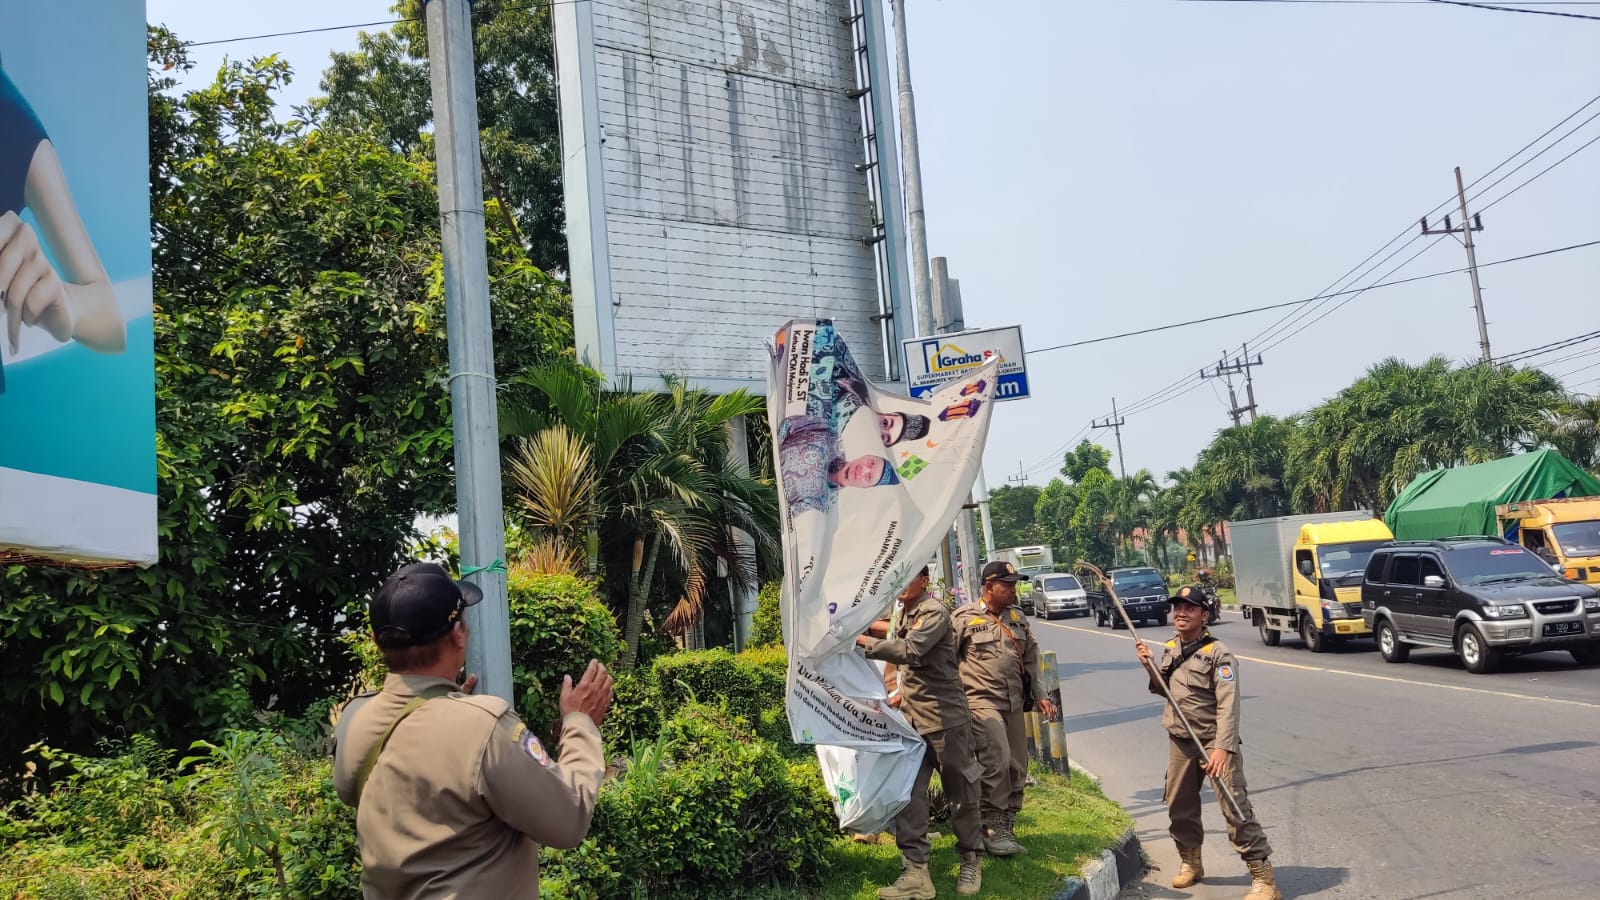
0 2 155 564
767 318 998 830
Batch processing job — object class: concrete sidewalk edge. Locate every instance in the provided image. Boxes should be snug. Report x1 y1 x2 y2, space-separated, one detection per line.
1052 761 1144 900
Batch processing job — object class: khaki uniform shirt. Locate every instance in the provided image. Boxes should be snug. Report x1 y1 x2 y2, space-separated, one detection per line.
951 602 1044 712
1147 634 1241 753
862 594 971 735
333 674 606 899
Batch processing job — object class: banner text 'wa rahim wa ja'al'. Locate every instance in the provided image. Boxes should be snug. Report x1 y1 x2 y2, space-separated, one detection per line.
767 318 998 832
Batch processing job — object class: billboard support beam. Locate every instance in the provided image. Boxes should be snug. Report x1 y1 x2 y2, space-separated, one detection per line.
889 0 934 338
860 0 915 378
423 0 513 703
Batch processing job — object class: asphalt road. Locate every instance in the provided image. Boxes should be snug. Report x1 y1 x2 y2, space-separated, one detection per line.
1030 610 1600 900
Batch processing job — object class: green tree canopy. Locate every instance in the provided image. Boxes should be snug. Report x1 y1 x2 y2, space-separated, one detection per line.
985 484 1044 550
317 0 566 268
0 31 573 761
1061 440 1113 484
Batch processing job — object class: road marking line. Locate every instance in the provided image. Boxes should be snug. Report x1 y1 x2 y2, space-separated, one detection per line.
1037 620 1600 711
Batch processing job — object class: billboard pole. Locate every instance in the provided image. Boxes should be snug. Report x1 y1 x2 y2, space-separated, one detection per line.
423 0 513 702
889 0 934 336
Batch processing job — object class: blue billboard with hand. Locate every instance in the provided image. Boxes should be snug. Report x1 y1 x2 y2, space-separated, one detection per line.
0 1 154 564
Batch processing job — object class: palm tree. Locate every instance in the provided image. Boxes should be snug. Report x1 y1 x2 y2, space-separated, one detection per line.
501 365 778 668
1542 393 1600 471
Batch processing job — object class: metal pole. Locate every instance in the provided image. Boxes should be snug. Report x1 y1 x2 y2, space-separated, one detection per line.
1455 166 1491 362
1241 342 1258 424
889 0 934 336
859 0 915 379
423 0 512 702
932 257 982 604
974 467 996 559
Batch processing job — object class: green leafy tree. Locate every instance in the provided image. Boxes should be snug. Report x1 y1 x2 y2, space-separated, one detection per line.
317 0 566 268
1061 440 1113 484
1541 393 1600 472
0 31 572 761
986 484 1044 550
1034 478 1081 562
1190 416 1297 523
1070 468 1118 568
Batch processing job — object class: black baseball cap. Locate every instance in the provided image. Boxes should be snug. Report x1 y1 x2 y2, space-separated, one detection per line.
369 562 483 648
982 560 1023 584
1169 585 1215 613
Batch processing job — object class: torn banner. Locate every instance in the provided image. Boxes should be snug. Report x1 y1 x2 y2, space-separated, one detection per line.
767 319 999 831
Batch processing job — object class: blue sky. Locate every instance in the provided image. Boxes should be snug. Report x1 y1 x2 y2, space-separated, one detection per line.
150 0 1600 487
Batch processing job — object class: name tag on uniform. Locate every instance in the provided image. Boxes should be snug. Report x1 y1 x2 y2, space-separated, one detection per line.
973 630 998 644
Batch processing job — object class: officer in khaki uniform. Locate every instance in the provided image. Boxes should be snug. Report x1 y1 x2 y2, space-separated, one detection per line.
951 560 1057 856
334 563 613 898
858 566 985 899
1136 586 1279 900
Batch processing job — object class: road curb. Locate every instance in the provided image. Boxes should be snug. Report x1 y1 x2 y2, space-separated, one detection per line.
1053 762 1144 900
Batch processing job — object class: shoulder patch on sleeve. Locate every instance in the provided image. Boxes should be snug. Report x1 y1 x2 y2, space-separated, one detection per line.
1009 609 1021 622
1164 639 1178 648
1217 663 1235 682
510 723 552 767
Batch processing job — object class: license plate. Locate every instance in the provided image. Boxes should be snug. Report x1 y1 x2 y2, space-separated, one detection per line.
1543 621 1584 636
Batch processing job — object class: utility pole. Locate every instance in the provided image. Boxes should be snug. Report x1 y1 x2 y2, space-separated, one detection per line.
1092 398 1128 480
933 256 983 603
423 0 511 701
1008 461 1030 486
1420 166 1490 362
1201 347 1264 426
889 0 934 336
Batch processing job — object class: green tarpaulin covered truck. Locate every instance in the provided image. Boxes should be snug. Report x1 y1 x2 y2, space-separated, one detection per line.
1385 450 1600 542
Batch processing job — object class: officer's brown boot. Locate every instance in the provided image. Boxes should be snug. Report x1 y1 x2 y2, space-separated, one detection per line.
1171 845 1205 888
1243 858 1282 900
876 859 935 900
956 851 983 896
983 815 1025 856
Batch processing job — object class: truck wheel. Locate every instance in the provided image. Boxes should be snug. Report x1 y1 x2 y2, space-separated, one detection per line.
1258 616 1280 647
1300 614 1326 653
1570 644 1600 666
1094 608 1106 627
1376 619 1410 663
1457 624 1501 675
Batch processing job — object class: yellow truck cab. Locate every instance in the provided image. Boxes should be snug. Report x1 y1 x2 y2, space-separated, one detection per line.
1496 497 1600 583
1232 512 1394 652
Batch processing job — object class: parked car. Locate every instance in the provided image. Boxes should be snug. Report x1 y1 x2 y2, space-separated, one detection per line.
1086 566 1171 628
1032 573 1089 619
1360 537 1600 674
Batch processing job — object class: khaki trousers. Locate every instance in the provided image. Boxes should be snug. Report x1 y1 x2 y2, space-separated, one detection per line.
895 724 985 863
972 706 1027 821
1165 736 1272 861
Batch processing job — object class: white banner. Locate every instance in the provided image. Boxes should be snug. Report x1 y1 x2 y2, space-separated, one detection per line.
767 319 999 831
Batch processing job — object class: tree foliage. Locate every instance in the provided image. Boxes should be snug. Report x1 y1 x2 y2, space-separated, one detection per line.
0 30 573 763
317 0 566 268
1061 440 1113 484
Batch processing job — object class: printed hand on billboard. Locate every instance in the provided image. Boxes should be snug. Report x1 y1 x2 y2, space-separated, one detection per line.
1 144 125 355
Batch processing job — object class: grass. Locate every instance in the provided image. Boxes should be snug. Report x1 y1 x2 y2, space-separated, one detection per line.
1215 586 1238 607
754 765 1134 899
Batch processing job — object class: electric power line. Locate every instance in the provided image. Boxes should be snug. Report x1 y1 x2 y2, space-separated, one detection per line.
182 0 586 48
1424 0 1600 20
1494 328 1600 364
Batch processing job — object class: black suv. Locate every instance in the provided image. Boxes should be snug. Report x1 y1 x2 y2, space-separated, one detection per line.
1361 537 1600 674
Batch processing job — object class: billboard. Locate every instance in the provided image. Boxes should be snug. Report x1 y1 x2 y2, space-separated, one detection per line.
768 318 999 830
903 325 1030 401
0 1 155 564
554 0 899 392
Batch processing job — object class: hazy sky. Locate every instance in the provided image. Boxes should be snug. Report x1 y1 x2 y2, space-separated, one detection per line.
150 0 1600 489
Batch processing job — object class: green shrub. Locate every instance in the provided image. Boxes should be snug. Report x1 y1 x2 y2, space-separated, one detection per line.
751 581 783 648
0 732 360 900
508 572 623 734
543 703 834 898
600 669 663 749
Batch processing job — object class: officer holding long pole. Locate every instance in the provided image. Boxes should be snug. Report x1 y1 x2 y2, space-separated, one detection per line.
1135 585 1280 900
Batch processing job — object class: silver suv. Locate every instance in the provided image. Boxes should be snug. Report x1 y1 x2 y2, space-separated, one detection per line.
1032 573 1089 619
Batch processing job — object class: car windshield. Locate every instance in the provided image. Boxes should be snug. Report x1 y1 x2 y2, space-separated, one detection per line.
1039 575 1081 592
1318 541 1389 582
1111 570 1164 592
1443 545 1555 584
1552 520 1600 556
